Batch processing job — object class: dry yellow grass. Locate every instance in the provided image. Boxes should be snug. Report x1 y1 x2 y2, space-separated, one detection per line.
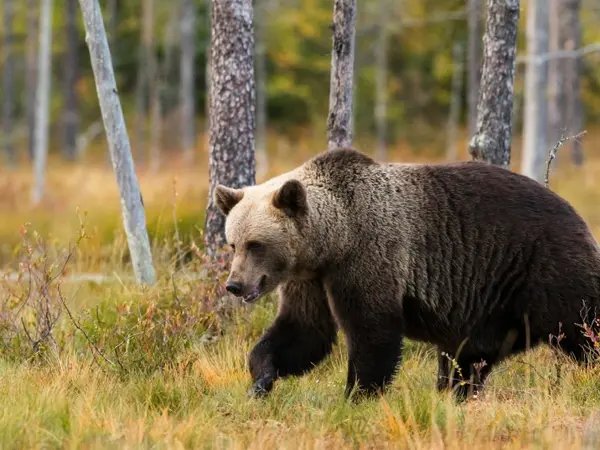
0 129 599 449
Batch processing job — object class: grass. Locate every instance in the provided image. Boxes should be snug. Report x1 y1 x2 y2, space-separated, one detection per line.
0 129 600 448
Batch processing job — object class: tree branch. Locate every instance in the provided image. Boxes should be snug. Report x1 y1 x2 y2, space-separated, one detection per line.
544 131 587 188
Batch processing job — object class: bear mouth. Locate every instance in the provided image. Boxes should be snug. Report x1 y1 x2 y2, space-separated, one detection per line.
242 276 267 304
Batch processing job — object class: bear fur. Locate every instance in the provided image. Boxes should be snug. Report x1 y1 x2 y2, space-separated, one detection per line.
214 147 600 401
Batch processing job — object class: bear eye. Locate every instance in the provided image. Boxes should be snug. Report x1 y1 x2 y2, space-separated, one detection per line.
246 241 263 252
229 243 236 252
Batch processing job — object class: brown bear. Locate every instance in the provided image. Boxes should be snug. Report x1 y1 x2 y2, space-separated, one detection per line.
214 147 600 401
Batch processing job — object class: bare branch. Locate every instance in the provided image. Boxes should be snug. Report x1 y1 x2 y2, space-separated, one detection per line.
517 42 600 64
544 130 587 188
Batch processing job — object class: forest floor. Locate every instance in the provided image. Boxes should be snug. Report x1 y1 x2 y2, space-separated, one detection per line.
1 132 600 449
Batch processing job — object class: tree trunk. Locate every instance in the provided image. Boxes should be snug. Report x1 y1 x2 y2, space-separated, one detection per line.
204 0 256 257
467 0 482 139
564 0 583 165
548 0 566 147
374 0 390 161
180 0 196 165
327 0 357 150
149 68 161 173
146 0 160 173
26 0 39 161
134 0 153 164
78 0 156 285
446 42 464 161
159 2 179 156
254 0 268 177
468 0 520 168
521 0 549 182
62 0 79 161
106 0 118 167
31 0 53 205
2 0 15 166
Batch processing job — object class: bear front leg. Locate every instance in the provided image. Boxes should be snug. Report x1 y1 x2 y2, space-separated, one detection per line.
344 328 404 399
325 272 405 400
247 279 337 398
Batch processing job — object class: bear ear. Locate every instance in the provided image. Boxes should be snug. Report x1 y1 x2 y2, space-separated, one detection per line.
214 185 244 216
272 179 308 217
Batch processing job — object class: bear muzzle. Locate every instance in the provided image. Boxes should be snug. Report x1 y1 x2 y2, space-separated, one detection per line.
225 275 267 303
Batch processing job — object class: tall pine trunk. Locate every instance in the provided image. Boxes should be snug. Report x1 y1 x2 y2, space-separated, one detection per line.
63 0 79 161
78 0 156 285
327 0 356 150
468 0 520 168
521 0 549 182
2 0 15 166
180 0 196 165
134 0 154 164
146 0 160 173
204 0 256 256
204 0 211 155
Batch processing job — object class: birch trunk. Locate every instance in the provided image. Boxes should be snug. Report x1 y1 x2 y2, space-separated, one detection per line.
31 0 53 205
26 0 38 161
564 0 583 165
521 0 549 182
446 42 464 161
63 0 79 161
180 0 196 165
548 0 566 146
374 0 390 161
327 0 357 150
467 0 482 138
468 0 520 168
2 0 15 166
254 0 268 177
204 0 256 256
78 0 156 285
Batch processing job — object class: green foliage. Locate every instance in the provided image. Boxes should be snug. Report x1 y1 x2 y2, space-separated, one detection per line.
6 0 600 159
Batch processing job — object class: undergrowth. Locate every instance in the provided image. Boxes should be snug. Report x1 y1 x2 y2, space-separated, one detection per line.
1 136 600 448
0 215 598 449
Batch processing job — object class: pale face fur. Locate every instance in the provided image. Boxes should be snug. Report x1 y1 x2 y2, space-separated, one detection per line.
214 174 310 303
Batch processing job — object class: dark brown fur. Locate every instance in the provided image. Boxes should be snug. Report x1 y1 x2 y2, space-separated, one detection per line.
215 147 600 401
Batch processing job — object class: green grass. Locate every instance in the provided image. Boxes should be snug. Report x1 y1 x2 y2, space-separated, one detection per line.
1 133 600 448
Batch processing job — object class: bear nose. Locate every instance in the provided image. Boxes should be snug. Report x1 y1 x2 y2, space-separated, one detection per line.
226 281 243 296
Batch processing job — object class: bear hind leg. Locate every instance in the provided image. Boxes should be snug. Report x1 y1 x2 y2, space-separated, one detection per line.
247 279 337 398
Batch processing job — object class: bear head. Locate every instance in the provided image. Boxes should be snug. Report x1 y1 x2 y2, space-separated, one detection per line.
214 178 309 303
